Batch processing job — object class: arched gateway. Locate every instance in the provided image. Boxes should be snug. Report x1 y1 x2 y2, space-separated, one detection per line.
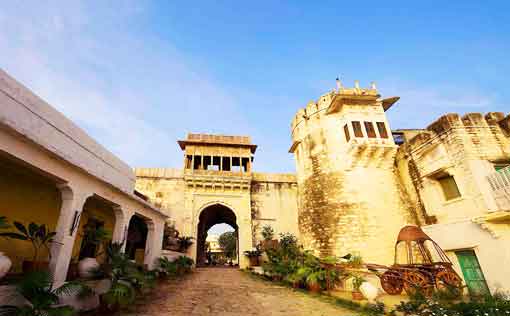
196 203 238 266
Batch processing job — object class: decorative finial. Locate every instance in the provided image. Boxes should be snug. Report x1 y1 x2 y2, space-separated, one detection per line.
370 81 377 90
354 80 360 89
336 76 342 92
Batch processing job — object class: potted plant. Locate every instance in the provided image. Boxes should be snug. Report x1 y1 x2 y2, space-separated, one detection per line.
306 270 325 293
0 221 56 273
0 270 90 315
260 225 278 250
352 275 366 300
243 248 262 267
0 216 12 279
177 236 194 253
78 223 111 278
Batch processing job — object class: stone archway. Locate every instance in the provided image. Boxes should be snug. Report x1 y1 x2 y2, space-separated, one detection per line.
196 203 238 266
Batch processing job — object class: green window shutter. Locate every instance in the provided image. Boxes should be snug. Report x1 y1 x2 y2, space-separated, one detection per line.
455 250 490 297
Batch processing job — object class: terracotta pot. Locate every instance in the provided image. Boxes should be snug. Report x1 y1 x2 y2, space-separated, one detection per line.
261 240 278 251
22 260 49 273
352 291 364 300
272 275 282 282
0 252 12 279
308 282 321 293
248 256 260 267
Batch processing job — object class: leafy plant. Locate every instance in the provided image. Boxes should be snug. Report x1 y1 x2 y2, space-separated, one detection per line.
261 225 274 241
218 231 237 261
177 236 194 252
79 223 111 258
0 216 10 230
347 254 363 267
175 256 194 274
352 275 366 292
0 222 56 263
157 256 178 277
0 270 91 316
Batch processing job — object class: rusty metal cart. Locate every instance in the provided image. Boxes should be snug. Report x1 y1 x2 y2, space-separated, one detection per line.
366 225 463 296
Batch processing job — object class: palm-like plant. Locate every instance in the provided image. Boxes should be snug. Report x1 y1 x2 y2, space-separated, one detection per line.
177 236 194 252
0 222 56 264
0 270 90 316
0 217 10 230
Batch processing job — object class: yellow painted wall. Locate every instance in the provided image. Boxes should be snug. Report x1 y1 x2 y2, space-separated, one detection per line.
0 161 61 273
70 199 116 264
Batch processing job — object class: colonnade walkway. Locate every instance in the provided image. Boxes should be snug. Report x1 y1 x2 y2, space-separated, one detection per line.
128 268 353 316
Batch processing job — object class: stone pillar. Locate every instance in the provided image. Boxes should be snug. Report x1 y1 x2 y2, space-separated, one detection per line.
191 155 195 171
112 207 134 252
220 156 223 171
144 218 164 269
49 184 91 286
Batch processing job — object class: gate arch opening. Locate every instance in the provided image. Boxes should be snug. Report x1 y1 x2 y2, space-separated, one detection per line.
196 203 238 267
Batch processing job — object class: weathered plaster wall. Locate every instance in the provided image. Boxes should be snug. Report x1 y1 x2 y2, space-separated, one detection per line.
250 172 299 245
397 112 510 223
134 168 300 266
290 88 419 264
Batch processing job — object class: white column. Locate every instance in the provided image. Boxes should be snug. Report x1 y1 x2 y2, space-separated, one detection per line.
112 207 134 252
49 184 91 286
144 218 164 269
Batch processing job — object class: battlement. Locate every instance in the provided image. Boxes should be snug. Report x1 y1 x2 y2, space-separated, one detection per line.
406 112 510 148
290 80 398 135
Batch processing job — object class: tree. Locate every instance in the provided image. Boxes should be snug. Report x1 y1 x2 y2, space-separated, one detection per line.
218 231 237 261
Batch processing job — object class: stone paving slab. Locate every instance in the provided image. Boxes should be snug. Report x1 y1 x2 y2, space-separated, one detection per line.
129 268 356 316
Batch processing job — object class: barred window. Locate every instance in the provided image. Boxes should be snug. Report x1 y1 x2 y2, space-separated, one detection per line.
376 122 389 138
352 121 363 137
364 121 376 138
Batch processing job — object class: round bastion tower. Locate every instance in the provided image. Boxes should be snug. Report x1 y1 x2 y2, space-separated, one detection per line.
289 80 418 264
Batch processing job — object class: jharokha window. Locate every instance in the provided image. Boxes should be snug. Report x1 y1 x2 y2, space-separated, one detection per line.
364 121 376 138
344 124 350 142
437 175 461 201
376 122 389 138
352 121 363 137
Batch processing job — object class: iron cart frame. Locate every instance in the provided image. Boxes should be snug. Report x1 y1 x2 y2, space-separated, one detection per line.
366 225 463 296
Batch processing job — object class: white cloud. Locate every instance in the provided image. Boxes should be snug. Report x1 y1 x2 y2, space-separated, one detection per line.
0 1 250 168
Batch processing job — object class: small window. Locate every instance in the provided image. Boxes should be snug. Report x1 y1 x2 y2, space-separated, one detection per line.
344 124 350 142
352 121 363 137
376 122 389 138
438 175 461 201
364 121 376 138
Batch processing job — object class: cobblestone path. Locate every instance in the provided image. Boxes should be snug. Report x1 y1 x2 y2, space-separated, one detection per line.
132 268 354 316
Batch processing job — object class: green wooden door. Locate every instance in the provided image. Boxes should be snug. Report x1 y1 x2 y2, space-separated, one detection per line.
455 250 490 296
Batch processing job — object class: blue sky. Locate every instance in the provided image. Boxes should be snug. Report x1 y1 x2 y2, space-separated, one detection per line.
1 1 509 175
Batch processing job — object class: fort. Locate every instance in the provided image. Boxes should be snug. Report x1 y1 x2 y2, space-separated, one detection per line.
1 68 509 304
134 79 510 295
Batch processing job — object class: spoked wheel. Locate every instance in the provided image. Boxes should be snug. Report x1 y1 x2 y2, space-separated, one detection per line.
435 270 463 297
403 271 433 296
380 270 403 295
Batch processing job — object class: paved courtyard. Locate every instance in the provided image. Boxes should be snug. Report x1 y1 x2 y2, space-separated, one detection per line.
131 268 354 316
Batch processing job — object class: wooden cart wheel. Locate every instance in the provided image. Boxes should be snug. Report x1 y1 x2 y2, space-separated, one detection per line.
403 271 433 296
380 271 403 295
435 270 462 297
